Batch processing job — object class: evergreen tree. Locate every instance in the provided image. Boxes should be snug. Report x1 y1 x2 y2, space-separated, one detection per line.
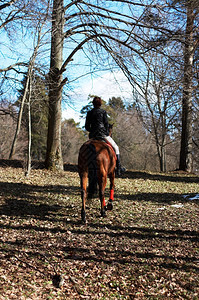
17 73 48 160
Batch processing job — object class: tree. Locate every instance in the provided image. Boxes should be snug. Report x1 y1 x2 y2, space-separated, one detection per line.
139 54 181 172
141 0 199 172
0 104 27 159
45 0 64 170
17 74 48 161
192 45 199 172
112 108 160 171
45 0 175 170
109 97 125 110
9 10 49 161
1 0 197 173
109 0 198 172
61 118 86 164
179 0 197 172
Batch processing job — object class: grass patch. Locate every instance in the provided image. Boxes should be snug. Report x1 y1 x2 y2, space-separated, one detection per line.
0 165 198 299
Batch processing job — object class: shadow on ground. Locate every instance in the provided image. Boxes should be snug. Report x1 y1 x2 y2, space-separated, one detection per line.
117 191 199 204
0 159 78 172
122 170 199 183
1 159 198 182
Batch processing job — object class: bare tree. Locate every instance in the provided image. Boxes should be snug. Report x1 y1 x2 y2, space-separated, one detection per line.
45 0 64 170
113 109 159 171
25 77 32 176
107 0 198 172
1 0 198 173
140 55 181 172
9 9 50 160
45 0 175 170
61 118 86 165
179 0 198 172
0 107 27 159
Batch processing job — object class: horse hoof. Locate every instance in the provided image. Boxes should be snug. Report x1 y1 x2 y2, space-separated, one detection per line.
101 210 106 217
107 201 113 211
81 210 86 224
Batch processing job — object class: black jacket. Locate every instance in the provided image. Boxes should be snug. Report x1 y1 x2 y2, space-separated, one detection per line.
85 108 109 138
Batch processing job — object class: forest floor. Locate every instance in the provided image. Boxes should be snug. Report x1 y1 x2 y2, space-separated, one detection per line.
0 160 199 299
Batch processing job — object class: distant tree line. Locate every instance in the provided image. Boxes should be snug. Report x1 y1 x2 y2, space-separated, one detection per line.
0 93 181 172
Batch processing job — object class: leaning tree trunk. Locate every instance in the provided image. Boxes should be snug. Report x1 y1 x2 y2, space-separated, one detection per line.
25 78 32 177
179 4 194 172
9 77 29 159
45 0 64 170
9 18 46 160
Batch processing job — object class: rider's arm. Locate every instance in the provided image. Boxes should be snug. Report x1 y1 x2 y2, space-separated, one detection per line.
85 111 91 132
103 111 109 135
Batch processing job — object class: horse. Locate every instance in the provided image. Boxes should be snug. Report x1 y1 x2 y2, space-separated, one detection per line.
78 136 116 223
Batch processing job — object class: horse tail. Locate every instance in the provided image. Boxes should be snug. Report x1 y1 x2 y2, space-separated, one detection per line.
87 143 98 198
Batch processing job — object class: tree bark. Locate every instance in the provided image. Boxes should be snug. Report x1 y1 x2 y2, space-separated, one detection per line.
9 77 29 159
25 79 32 177
9 18 46 160
179 3 194 172
45 0 64 170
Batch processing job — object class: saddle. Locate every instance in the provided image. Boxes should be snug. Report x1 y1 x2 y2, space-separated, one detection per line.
90 138 117 160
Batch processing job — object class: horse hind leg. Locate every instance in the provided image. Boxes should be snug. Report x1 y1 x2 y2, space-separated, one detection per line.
81 191 86 223
107 172 115 211
80 174 88 223
99 175 107 217
88 167 98 199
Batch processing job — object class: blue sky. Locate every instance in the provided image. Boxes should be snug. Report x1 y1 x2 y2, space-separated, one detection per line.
0 0 145 127
62 69 135 125
0 30 134 126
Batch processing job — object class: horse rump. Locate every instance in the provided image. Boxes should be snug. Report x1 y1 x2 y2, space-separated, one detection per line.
78 141 98 199
88 166 98 198
78 139 116 223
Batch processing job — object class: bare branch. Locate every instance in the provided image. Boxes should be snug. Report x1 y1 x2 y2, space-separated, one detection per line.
0 0 17 11
0 63 28 73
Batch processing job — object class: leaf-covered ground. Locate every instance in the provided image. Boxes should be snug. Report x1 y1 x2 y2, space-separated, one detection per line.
0 161 198 299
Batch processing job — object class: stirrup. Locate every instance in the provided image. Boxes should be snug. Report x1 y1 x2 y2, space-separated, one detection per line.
121 166 126 173
116 166 126 176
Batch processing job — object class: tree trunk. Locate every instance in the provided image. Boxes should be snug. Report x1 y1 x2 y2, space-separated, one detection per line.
9 20 45 160
25 79 32 177
45 0 64 170
179 4 194 172
9 77 29 159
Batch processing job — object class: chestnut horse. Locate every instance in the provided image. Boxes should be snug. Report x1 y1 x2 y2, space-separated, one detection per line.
78 139 116 223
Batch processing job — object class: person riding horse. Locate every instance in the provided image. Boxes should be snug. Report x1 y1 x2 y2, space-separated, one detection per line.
85 96 126 176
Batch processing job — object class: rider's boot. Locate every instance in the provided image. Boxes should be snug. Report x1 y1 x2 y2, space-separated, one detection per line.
116 154 126 176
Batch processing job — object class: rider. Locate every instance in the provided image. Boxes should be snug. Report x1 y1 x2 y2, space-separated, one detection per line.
85 96 126 175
